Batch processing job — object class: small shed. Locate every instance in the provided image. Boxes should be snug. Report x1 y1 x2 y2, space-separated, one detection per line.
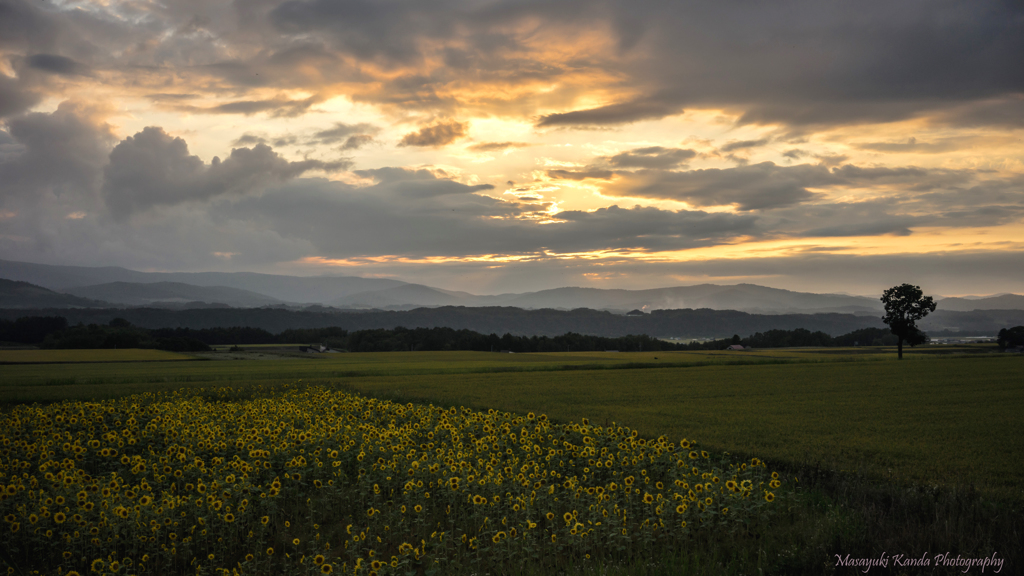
726 344 746 351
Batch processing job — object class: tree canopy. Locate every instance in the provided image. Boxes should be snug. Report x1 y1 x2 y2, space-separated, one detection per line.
881 284 936 359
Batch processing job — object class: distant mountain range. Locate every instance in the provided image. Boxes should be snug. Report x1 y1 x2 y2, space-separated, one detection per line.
0 259 403 304
63 282 283 308
0 278 106 309
932 294 1024 311
0 258 1021 315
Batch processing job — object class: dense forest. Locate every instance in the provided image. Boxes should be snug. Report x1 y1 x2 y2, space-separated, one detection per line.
1 315 917 352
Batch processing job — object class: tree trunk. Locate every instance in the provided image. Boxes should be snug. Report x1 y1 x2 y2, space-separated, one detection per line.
897 337 904 360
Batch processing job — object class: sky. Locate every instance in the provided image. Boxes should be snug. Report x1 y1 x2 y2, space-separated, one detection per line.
0 0 1022 297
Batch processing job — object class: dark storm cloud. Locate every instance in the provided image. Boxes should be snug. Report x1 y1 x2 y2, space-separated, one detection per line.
26 54 89 76
102 127 349 219
398 120 467 147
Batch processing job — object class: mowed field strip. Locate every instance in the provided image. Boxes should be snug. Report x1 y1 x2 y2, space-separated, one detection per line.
2 348 1020 499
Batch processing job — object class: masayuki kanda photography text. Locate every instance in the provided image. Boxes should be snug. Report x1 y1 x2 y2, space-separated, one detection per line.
834 552 1005 573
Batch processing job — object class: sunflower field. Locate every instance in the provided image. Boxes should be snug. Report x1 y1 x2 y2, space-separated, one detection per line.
0 383 780 575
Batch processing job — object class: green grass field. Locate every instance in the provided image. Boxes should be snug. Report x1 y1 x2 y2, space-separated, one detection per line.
2 347 1018 497
1 346 1020 574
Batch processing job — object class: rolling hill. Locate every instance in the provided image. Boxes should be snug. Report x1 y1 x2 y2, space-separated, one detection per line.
0 278 109 309
937 294 1024 312
63 282 284 308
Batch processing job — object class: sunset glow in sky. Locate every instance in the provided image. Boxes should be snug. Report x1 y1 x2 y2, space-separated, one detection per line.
1 0 1022 295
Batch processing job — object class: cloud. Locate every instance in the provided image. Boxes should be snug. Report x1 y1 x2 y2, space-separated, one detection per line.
467 141 532 152
232 134 268 147
605 146 696 169
102 127 349 219
307 122 380 150
174 96 324 118
547 168 616 181
854 137 963 154
26 54 89 76
0 73 40 118
719 139 769 153
537 98 683 127
398 120 468 147
341 134 375 150
601 162 828 211
217 175 759 258
0 101 114 201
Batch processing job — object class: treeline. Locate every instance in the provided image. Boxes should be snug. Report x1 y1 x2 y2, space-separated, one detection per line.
0 317 211 352
699 327 901 349
2 316 924 352
0 305 888 338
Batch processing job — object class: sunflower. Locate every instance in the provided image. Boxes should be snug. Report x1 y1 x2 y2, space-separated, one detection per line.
563 512 573 523
765 492 775 502
261 516 269 525
54 512 66 524
293 538 301 545
546 512 554 521
675 504 687 514
267 547 274 556
321 564 333 573
314 555 325 565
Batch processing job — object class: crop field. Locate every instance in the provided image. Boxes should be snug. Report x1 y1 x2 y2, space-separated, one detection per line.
0 347 1020 575
0 347 908 404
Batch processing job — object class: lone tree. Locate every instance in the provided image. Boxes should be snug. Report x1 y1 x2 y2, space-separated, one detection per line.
881 283 936 360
